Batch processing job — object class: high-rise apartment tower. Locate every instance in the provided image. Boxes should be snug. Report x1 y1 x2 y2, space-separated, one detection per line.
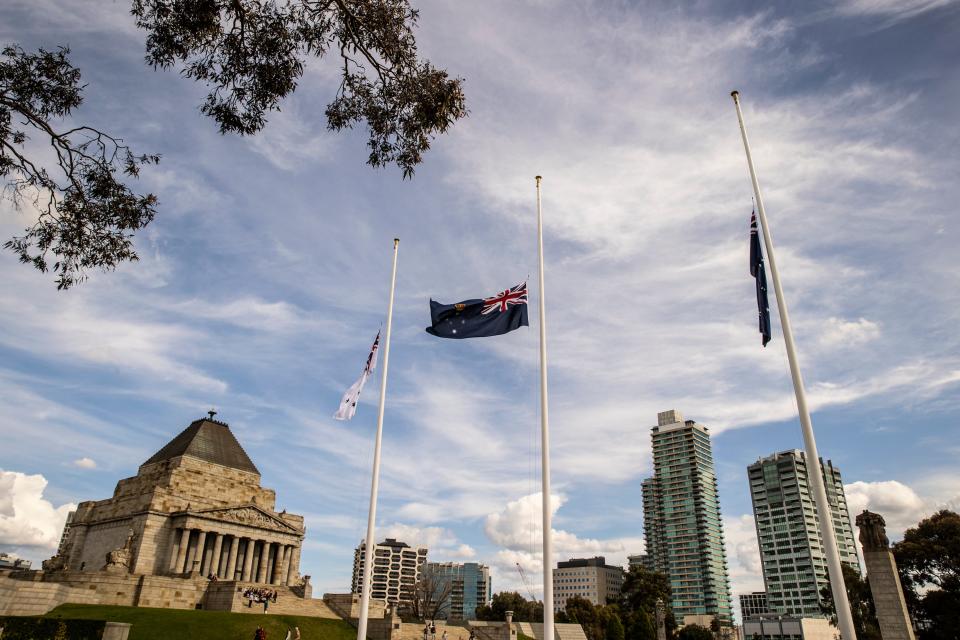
642 410 732 624
352 538 428 609
747 450 859 616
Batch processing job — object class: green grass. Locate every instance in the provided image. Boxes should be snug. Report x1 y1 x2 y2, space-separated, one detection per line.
46 603 358 640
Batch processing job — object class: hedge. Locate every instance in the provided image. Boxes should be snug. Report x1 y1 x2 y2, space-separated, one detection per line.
0 616 106 640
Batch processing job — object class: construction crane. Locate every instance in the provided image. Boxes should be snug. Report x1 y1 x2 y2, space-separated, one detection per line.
515 562 538 601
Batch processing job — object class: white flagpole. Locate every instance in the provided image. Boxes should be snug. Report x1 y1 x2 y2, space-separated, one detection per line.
731 91 857 640
357 238 400 640
535 176 554 640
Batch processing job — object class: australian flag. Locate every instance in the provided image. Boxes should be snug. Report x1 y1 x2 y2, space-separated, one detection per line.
750 211 772 347
426 282 529 339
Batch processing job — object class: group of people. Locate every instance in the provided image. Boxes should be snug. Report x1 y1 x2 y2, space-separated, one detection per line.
252 625 301 640
244 587 279 611
422 622 457 640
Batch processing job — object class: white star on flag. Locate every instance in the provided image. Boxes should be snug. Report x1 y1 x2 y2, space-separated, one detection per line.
333 331 380 421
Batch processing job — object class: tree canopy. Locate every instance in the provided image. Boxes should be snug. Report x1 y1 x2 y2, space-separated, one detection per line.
475 592 543 623
131 0 467 178
893 509 960 639
0 45 159 289
3 0 465 288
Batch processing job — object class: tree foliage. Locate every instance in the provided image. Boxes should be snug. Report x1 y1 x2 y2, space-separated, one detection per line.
618 566 676 639
131 0 467 178
0 45 159 289
676 625 712 640
893 510 960 639
818 563 882 640
475 592 543 623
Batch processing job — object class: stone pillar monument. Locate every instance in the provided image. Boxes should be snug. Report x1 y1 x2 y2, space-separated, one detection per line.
654 598 667 640
504 610 517 640
856 510 916 640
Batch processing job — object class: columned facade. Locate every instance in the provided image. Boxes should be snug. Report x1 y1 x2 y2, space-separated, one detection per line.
165 523 301 585
53 417 306 586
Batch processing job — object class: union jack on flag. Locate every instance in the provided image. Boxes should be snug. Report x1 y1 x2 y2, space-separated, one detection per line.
481 282 528 315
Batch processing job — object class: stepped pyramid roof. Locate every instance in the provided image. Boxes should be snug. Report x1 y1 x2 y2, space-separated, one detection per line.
143 417 259 474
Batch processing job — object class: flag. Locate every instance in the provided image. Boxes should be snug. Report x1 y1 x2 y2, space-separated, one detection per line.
750 211 772 347
426 282 529 339
334 331 380 420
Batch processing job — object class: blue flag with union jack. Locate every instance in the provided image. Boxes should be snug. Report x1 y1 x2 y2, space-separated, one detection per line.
426 282 529 339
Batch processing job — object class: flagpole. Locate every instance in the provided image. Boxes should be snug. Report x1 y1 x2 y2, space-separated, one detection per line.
357 238 400 640
731 91 857 640
535 176 554 640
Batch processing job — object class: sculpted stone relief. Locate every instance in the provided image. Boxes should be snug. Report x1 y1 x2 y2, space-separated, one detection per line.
856 510 890 551
200 506 298 533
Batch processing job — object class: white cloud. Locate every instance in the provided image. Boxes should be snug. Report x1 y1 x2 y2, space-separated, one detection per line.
845 479 932 539
72 457 97 470
833 0 956 20
818 317 881 348
724 514 765 622
0 470 75 550
483 493 644 596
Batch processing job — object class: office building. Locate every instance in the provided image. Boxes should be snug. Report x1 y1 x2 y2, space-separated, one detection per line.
641 410 732 624
627 553 655 572
742 614 838 640
426 562 491 621
352 538 428 609
553 556 625 613
748 450 860 617
739 591 770 619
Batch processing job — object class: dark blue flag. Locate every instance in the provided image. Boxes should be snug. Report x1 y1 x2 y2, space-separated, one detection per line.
426 282 529 339
750 211 772 346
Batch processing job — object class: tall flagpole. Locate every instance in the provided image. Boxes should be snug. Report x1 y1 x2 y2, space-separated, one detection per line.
357 238 400 640
731 91 857 640
535 176 554 640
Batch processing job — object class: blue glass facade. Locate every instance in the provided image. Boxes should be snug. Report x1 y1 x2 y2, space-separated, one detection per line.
426 562 492 621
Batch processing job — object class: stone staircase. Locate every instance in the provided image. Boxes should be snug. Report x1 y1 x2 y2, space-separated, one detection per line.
230 585 340 618
399 622 472 640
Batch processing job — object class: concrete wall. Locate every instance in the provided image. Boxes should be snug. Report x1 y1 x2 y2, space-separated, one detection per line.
0 571 211 616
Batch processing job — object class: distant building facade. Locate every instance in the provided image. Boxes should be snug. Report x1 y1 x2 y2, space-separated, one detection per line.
742 614 839 640
553 556 624 613
352 538 428 609
426 561 491 621
748 450 859 617
627 553 655 572
642 410 732 624
0 553 31 570
53 416 305 584
739 591 770 619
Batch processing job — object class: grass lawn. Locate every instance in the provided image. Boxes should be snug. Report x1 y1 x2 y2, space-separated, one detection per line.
46 603 358 640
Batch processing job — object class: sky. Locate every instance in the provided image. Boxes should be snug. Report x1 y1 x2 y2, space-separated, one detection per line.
2 0 960 625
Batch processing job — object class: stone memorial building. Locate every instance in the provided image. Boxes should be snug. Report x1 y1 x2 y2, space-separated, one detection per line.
56 414 305 585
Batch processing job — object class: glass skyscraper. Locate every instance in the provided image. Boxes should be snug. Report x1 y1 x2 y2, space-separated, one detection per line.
642 410 732 624
747 450 859 617
426 561 491 621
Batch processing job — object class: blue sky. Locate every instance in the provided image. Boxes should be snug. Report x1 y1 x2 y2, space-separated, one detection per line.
2 0 959 623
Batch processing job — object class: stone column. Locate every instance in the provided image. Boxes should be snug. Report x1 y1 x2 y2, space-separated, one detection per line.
278 545 292 585
167 528 184 573
193 530 208 574
175 529 191 574
241 538 255 582
857 510 916 640
286 544 301 585
183 529 198 573
210 533 224 577
271 543 286 584
226 536 240 580
257 540 271 583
